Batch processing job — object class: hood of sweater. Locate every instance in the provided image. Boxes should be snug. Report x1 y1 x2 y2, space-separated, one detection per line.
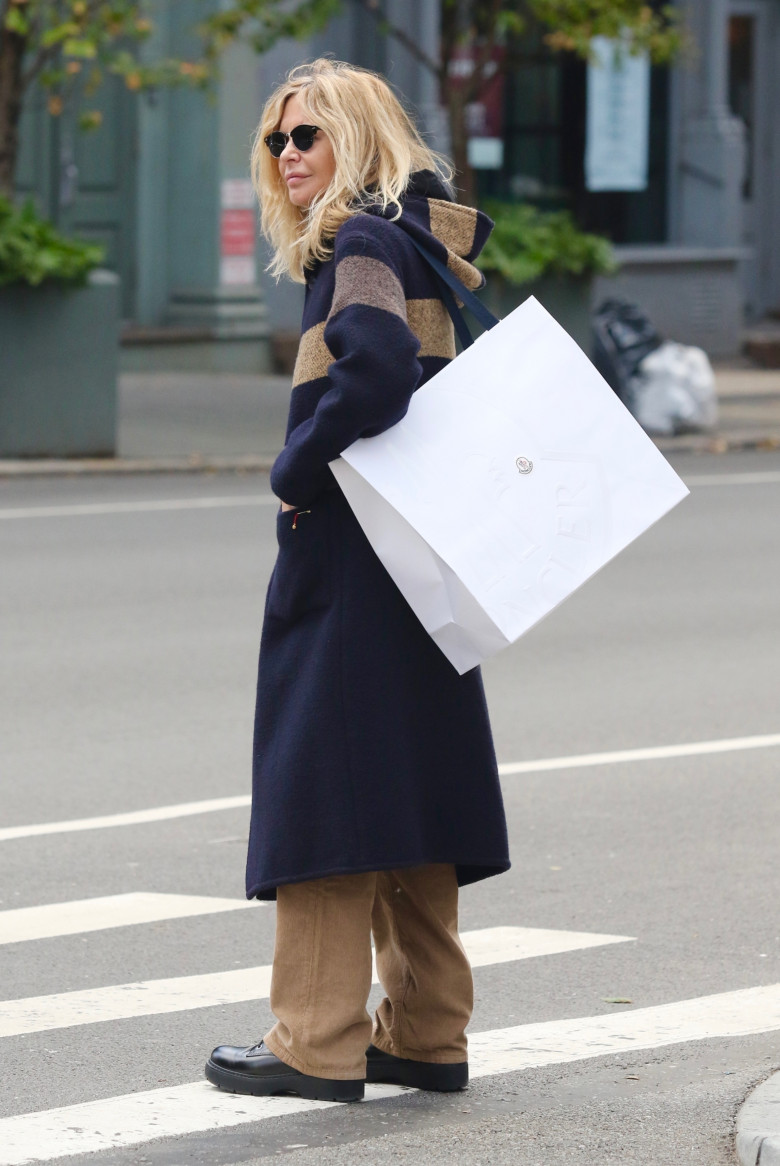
362 170 493 291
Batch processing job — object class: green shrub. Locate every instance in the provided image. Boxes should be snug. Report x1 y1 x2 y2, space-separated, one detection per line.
0 196 105 287
478 201 616 285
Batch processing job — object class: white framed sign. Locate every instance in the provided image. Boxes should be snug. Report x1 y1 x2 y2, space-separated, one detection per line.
586 36 650 192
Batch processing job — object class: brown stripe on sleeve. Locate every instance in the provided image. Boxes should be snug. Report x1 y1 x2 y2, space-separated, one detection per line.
329 255 407 321
292 322 333 388
429 201 479 262
406 298 456 359
447 252 485 292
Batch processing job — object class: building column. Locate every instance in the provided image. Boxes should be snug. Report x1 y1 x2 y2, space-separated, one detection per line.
132 0 270 372
674 0 746 247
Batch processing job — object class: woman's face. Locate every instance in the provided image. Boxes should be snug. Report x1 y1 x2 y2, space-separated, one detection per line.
277 93 336 208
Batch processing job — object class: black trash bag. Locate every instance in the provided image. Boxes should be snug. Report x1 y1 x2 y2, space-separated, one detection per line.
592 299 663 404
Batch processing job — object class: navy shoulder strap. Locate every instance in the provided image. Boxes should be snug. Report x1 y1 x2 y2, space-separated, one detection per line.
405 234 500 349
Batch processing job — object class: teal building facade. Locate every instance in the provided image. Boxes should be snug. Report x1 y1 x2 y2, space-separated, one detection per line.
14 0 780 366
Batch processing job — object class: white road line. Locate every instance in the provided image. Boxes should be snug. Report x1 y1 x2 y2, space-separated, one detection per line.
0 471 776 523
0 893 257 946
0 795 252 842
0 1084 409 1166
686 471 780 487
497 732 780 776
0 496 277 521
2 983 779 1165
0 926 633 1038
4 731 780 845
468 981 780 1076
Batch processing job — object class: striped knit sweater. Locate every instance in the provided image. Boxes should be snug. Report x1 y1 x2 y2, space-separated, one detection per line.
269 172 493 509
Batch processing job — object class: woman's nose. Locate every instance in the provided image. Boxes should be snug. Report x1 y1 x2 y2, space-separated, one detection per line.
278 137 300 164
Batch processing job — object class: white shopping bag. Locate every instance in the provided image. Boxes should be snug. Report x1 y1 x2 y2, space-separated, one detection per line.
329 297 689 674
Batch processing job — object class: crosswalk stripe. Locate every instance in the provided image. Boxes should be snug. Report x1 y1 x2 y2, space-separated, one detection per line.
2 983 779 1164
467 981 780 1076
0 796 252 842
0 1083 409 1166
4 731 780 845
0 893 258 946
0 926 633 1037
497 732 780 775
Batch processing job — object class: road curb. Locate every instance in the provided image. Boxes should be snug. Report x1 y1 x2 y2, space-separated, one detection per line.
653 433 780 455
736 1071 780 1166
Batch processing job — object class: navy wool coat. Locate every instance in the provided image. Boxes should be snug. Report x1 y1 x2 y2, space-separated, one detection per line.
246 172 510 900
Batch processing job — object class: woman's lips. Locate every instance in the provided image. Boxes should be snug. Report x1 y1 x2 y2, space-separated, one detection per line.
286 174 307 185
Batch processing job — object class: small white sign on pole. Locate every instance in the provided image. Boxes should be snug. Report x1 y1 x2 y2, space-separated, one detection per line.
331 297 688 675
586 36 650 192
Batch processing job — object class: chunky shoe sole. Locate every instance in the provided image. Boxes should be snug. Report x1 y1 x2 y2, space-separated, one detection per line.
205 1058 364 1102
366 1049 468 1092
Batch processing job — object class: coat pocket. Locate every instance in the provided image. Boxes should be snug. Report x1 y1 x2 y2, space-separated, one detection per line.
266 505 332 622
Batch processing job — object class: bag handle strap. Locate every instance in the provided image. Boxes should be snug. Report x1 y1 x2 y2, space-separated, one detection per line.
405 234 501 349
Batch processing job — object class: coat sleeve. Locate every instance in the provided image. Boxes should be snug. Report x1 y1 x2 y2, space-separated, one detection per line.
269 226 423 508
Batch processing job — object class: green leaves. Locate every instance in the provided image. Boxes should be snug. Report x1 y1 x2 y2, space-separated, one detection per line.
0 196 105 287
478 201 617 284
41 23 82 49
198 0 340 61
531 0 683 63
4 5 31 36
62 38 97 57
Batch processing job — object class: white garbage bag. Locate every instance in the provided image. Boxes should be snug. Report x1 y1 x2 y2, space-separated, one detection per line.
629 341 718 436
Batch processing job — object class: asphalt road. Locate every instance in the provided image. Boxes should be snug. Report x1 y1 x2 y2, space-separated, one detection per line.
1 450 779 1166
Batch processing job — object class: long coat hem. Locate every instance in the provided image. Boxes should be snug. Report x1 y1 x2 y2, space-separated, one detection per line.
247 856 512 902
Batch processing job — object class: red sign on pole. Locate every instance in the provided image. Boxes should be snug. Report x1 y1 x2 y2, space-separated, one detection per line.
219 179 256 286
220 209 255 256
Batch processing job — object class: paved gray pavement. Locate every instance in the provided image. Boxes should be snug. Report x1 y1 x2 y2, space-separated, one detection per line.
1 450 779 1164
1 363 780 476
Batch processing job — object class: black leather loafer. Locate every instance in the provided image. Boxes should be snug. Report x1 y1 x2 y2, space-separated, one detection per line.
205 1041 364 1102
365 1044 468 1091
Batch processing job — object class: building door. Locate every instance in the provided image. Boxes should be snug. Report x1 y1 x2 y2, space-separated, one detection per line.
15 78 138 320
728 0 780 318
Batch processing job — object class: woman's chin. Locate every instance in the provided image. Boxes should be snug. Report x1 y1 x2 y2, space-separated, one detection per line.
286 184 311 207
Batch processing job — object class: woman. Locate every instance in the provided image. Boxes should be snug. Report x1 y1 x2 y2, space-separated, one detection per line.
206 58 510 1104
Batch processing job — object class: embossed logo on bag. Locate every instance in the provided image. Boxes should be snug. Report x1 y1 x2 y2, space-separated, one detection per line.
516 457 534 475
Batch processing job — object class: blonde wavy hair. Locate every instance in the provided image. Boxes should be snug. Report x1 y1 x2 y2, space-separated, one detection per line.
252 58 452 284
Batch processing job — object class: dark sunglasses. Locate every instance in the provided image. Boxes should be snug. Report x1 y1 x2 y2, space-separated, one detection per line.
264 124 320 158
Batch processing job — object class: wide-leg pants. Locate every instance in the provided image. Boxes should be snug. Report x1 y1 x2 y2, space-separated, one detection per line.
263 863 473 1080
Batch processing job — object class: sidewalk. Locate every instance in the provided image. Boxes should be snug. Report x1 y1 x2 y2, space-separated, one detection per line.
1 364 780 477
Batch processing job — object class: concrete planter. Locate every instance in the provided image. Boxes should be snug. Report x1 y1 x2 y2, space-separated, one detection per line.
481 272 594 355
0 270 119 457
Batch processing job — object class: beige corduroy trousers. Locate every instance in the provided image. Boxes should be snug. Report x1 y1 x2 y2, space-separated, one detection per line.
262 863 473 1080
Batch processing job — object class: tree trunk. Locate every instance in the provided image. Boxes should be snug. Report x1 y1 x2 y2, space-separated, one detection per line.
444 84 476 206
0 27 26 197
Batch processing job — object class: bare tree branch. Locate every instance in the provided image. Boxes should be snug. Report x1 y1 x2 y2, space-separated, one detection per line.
465 0 506 104
21 41 59 87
